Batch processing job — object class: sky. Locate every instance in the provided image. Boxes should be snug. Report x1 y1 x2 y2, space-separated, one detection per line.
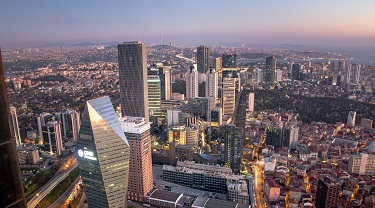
1 0 375 49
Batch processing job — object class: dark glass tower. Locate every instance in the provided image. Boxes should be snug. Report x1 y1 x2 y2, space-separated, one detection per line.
265 56 276 85
217 124 244 174
0 48 26 208
118 41 149 122
197 46 209 73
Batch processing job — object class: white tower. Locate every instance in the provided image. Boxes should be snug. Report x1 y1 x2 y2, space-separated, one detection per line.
353 65 361 84
205 68 218 99
186 65 198 99
248 92 255 112
344 65 351 84
9 106 22 147
347 111 356 126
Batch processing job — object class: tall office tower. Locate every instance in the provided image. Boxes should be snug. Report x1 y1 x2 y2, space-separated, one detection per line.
197 46 210 73
222 54 237 68
347 111 356 126
0 48 26 208
55 109 80 140
247 92 255 112
212 57 222 71
275 69 283 82
221 69 240 115
186 65 199 99
217 124 244 174
10 106 22 147
292 63 301 80
205 68 218 98
344 65 351 84
339 61 346 70
147 75 162 117
315 176 341 208
265 56 276 86
256 68 263 83
119 117 153 203
148 66 171 100
353 64 361 84
42 121 63 155
287 60 293 74
118 41 149 122
36 112 55 140
77 96 130 208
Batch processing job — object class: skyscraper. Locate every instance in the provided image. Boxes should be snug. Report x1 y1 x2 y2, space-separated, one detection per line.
292 63 301 81
265 56 276 86
212 57 222 71
197 46 210 73
10 106 22 147
118 41 149 122
248 92 255 112
148 66 171 101
42 121 63 155
77 96 130 208
119 117 153 203
315 176 341 208
347 111 356 126
186 65 199 99
147 75 162 117
55 109 80 140
221 69 240 115
344 65 351 84
353 64 361 84
218 124 244 174
0 48 26 208
222 54 237 68
205 68 218 99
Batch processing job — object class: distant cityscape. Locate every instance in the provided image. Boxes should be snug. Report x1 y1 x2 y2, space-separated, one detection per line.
1 39 375 208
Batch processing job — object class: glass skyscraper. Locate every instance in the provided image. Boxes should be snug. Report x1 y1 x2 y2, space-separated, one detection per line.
77 96 130 208
197 46 210 73
0 48 26 208
118 41 149 122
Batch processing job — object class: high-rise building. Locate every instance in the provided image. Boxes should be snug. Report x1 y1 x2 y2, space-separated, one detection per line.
221 69 240 116
344 65 351 84
10 106 22 147
147 75 162 117
77 96 130 208
119 117 153 203
205 68 218 99
168 125 186 145
353 64 361 84
282 125 299 149
315 176 341 208
186 65 199 99
292 63 301 80
197 46 210 73
265 56 276 86
348 153 375 175
0 48 26 208
218 124 245 174
347 111 356 126
42 121 63 155
212 57 222 71
256 68 263 83
247 92 255 112
148 66 171 100
222 54 237 68
118 41 149 122
55 109 80 140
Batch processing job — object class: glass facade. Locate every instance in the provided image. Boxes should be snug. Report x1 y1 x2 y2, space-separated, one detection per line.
0 49 26 208
147 75 162 117
118 42 149 122
77 96 130 208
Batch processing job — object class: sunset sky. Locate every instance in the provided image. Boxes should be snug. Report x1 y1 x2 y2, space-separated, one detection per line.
1 0 375 48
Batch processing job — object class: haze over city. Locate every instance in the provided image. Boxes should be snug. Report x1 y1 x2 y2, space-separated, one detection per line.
1 0 375 48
